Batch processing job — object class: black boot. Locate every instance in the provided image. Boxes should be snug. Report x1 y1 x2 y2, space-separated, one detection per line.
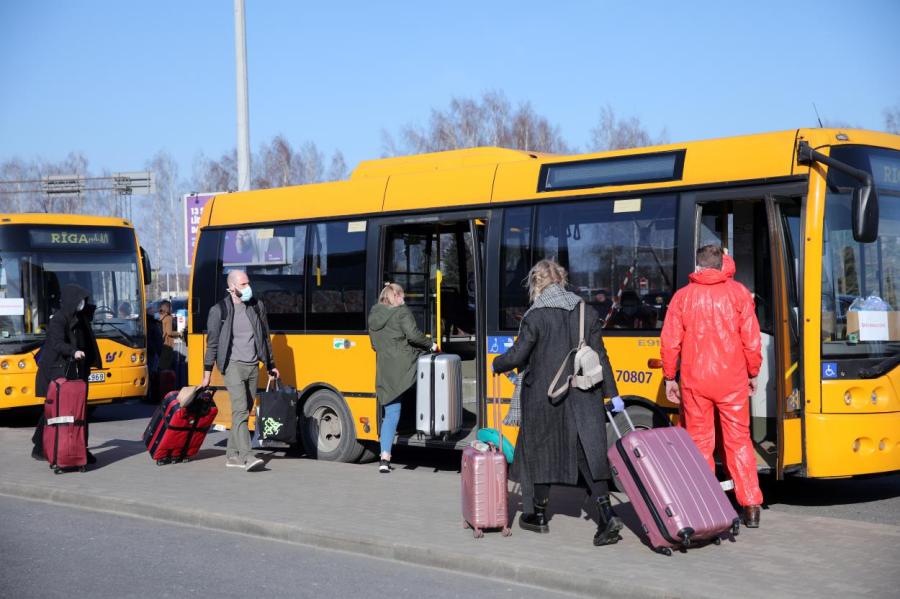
519 498 550 534
594 496 624 546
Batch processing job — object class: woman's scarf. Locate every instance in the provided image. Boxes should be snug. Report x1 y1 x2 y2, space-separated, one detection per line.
503 284 582 426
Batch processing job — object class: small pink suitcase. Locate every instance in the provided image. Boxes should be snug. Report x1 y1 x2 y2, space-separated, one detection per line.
461 375 511 538
606 409 740 555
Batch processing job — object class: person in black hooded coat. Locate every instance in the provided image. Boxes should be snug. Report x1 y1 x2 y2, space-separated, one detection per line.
31 284 102 460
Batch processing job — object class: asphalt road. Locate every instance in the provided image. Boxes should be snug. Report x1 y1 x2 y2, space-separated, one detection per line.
0 495 577 599
5 401 899 526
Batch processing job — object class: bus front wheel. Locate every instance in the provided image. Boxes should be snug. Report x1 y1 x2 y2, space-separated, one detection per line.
300 389 364 463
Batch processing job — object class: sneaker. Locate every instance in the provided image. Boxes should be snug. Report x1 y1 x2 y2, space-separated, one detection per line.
244 457 264 472
379 459 392 473
226 456 245 469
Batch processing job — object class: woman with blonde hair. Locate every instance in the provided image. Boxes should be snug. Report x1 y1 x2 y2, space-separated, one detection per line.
493 259 625 546
368 283 435 473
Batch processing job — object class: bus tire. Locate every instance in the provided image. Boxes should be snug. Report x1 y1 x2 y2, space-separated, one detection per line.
300 389 364 463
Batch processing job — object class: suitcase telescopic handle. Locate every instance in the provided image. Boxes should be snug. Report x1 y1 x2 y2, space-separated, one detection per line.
605 403 636 439
492 373 503 451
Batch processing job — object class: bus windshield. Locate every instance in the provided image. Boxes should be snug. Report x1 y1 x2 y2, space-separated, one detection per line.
0 225 144 354
822 145 900 359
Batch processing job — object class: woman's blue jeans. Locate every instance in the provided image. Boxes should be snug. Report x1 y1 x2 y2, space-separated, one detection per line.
380 401 402 456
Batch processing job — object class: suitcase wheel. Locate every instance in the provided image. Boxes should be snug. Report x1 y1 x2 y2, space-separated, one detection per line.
731 519 741 537
655 547 672 556
501 527 512 537
156 459 169 466
473 528 484 539
713 537 722 545
79 466 86 473
53 467 63 475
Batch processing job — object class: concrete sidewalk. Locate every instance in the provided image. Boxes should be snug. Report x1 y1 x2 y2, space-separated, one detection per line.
1 417 897 599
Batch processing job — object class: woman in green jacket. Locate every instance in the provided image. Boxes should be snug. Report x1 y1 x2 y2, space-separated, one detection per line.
368 283 435 473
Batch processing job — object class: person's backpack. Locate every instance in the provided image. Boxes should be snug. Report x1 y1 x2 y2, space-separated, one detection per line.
548 301 604 400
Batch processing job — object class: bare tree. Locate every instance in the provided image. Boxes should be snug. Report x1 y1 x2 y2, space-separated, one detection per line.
253 134 297 189
885 105 900 135
0 152 100 214
327 150 347 181
590 105 668 151
191 150 238 193
140 151 182 299
383 91 569 156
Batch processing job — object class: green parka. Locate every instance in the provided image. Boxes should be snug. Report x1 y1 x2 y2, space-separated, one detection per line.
368 303 432 406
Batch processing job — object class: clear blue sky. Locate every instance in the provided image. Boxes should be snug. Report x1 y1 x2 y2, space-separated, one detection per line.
1 0 898 179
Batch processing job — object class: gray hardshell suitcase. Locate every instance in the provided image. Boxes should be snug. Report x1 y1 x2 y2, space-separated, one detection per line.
416 353 463 439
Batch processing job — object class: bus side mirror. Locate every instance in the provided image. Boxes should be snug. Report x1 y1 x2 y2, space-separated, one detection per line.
140 246 153 285
852 183 879 243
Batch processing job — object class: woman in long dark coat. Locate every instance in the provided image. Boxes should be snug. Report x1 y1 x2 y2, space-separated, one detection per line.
493 260 625 546
32 284 102 461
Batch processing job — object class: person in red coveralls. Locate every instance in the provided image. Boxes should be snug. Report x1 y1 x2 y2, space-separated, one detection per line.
660 245 764 528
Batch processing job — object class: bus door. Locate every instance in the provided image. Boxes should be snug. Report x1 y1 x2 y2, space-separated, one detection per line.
766 196 803 478
693 190 803 475
378 215 487 445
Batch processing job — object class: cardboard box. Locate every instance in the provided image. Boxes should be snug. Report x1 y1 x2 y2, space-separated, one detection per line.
846 311 900 342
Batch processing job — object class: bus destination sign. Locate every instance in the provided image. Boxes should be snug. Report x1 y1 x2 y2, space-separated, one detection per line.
29 229 114 249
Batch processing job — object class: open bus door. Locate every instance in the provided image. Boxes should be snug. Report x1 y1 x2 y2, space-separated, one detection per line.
690 183 807 476
766 196 804 478
377 213 488 448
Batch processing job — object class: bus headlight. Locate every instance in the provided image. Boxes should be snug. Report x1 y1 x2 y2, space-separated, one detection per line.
1 361 8 369
4 387 12 395
139 353 145 363
18 360 26 369
130 354 137 363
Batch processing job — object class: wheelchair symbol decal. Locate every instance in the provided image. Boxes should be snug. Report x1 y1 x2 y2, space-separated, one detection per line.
822 362 839 379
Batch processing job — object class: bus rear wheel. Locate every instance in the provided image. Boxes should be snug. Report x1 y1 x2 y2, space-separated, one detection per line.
300 389 364 463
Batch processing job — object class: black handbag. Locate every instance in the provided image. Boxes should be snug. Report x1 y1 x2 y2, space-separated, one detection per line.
257 379 298 444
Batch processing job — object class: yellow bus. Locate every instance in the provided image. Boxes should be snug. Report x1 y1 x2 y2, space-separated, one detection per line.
188 128 899 479
0 214 152 411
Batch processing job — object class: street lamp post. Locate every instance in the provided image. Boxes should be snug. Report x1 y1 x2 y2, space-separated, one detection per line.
234 0 251 192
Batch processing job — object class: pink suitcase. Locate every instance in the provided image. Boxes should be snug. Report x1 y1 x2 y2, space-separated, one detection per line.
606 409 740 555
461 375 511 538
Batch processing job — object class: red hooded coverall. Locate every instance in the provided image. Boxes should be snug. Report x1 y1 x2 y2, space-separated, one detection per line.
660 256 764 506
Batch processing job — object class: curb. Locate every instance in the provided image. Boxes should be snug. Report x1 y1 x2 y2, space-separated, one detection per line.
0 481 683 599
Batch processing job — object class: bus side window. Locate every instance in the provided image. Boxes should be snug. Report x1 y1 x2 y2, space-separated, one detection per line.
192 231 221 333
307 221 367 332
534 194 677 330
499 207 533 331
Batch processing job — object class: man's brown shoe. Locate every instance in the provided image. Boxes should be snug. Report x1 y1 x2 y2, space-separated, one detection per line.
743 505 761 528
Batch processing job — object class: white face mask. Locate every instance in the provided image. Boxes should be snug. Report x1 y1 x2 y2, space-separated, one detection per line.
76 300 85 312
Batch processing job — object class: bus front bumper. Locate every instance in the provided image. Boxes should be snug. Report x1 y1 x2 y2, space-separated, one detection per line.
0 366 148 410
805 412 900 477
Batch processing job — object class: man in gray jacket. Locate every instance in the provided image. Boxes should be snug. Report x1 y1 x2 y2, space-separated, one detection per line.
201 270 279 471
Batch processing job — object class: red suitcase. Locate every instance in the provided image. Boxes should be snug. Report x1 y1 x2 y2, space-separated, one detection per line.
461 375 511 538
43 376 89 473
157 369 176 402
606 409 740 555
143 387 217 465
